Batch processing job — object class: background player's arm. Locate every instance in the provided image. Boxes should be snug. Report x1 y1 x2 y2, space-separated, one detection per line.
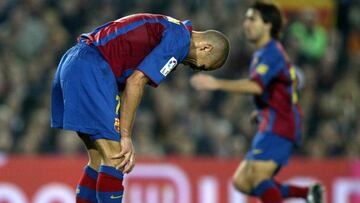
115 70 149 173
191 74 262 95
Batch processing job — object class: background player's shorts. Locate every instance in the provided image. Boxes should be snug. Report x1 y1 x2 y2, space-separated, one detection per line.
51 43 121 141
245 132 294 166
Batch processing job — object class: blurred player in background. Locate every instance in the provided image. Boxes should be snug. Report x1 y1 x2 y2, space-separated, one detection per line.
191 2 323 203
51 13 229 203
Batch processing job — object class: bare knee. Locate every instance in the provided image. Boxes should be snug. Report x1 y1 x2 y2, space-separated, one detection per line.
95 139 124 169
232 160 278 194
101 152 124 168
251 161 278 187
232 161 253 194
87 148 102 170
233 175 252 194
77 133 102 170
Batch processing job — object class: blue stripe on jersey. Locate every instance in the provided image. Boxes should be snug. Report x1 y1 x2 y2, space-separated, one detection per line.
93 19 169 46
293 105 301 144
81 21 113 39
267 109 276 132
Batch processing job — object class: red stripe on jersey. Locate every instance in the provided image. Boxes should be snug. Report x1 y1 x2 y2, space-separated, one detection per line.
93 14 166 44
269 74 296 140
259 108 270 132
96 22 165 77
252 75 265 91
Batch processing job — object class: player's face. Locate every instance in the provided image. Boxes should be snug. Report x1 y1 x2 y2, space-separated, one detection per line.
187 60 210 72
189 48 215 71
243 9 267 42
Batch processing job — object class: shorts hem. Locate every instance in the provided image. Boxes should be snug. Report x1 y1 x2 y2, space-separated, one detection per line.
244 156 288 166
54 124 120 141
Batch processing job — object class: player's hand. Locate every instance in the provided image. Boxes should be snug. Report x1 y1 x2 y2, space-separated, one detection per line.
250 111 259 125
112 136 135 173
190 74 219 91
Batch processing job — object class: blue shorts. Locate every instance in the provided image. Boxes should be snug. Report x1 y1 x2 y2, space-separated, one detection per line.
245 132 294 166
51 43 121 141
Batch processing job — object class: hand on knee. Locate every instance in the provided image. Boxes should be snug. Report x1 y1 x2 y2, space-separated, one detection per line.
102 153 125 171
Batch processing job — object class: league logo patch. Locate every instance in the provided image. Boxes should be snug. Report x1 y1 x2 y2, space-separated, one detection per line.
256 64 269 75
114 118 120 133
160 57 177 76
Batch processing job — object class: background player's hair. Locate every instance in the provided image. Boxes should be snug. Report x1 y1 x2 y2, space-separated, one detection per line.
250 1 284 40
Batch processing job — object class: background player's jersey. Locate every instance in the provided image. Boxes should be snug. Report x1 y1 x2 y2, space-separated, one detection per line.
78 13 192 89
249 40 302 144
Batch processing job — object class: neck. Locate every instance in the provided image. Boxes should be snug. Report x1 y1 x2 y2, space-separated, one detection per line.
255 33 272 49
183 32 198 65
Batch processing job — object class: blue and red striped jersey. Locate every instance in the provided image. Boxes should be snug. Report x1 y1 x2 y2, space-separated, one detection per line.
249 40 302 143
78 13 192 88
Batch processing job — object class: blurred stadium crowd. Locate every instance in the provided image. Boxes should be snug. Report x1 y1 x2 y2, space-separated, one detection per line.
0 0 359 158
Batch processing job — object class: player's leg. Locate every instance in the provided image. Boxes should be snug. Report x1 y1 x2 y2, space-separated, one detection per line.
53 42 123 202
233 132 297 203
233 160 283 203
306 183 324 203
94 139 125 203
274 179 308 199
269 151 324 201
76 133 102 203
273 174 324 203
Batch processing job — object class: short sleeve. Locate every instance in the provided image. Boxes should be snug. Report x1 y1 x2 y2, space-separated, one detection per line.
250 54 285 90
137 24 190 87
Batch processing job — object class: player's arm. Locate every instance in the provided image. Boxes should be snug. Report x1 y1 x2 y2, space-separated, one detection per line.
214 78 262 94
190 74 263 95
115 70 149 173
120 70 149 138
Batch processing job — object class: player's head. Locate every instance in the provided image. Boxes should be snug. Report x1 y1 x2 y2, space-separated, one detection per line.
243 1 283 42
185 30 230 71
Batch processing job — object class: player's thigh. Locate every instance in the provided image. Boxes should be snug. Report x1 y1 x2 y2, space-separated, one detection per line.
78 132 98 150
233 160 278 183
233 160 278 191
78 132 102 169
233 160 253 193
248 160 278 187
94 139 124 167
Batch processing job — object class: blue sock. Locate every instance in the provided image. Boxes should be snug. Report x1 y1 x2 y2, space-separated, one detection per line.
275 180 290 197
96 165 124 203
76 165 98 203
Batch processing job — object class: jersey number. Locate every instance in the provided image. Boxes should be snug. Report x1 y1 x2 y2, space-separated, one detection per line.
289 66 298 104
116 95 121 115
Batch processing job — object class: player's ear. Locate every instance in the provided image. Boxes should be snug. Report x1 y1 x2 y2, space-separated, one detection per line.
264 22 272 33
199 43 213 52
200 43 212 51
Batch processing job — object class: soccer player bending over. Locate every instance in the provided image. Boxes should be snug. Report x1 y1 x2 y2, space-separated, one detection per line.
191 2 323 203
51 13 229 203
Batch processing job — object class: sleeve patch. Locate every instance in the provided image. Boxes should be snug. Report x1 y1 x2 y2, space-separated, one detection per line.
256 64 269 75
160 57 177 76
